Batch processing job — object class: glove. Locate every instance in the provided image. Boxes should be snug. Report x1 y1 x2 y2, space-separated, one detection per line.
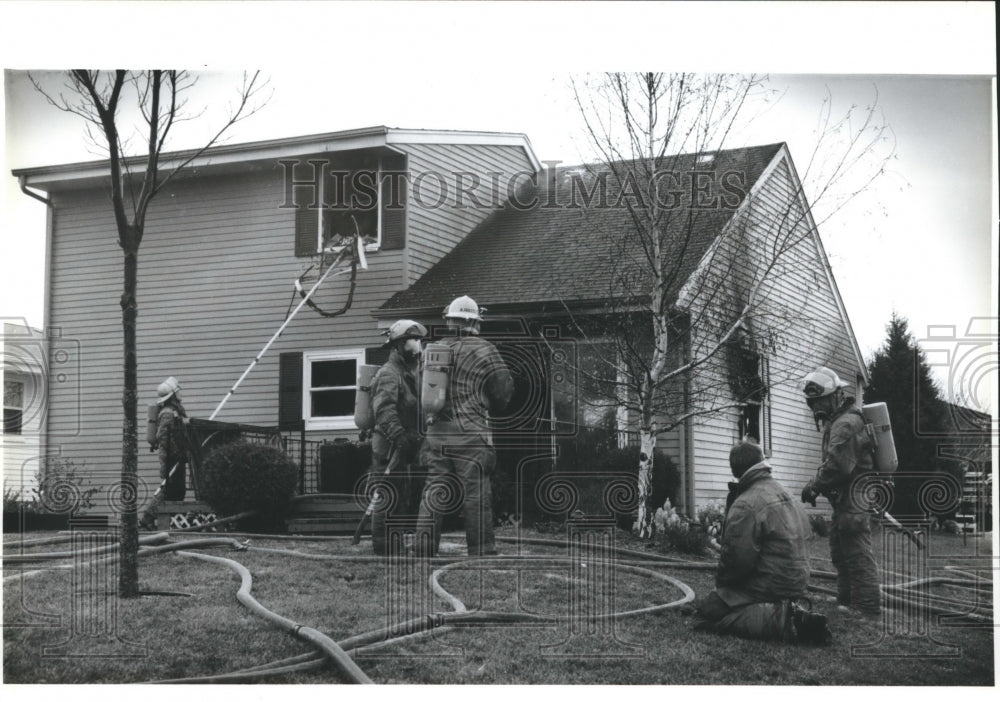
800 482 818 507
393 432 420 460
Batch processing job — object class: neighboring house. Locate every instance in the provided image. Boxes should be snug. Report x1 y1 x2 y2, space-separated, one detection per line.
940 402 993 532
14 129 867 518
1 321 46 498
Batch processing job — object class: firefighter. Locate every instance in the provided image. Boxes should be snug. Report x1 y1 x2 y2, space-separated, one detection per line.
139 376 190 529
414 295 513 557
694 440 831 644
800 366 881 618
368 319 427 556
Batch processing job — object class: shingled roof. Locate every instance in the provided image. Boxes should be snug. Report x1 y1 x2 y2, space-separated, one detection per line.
378 142 785 316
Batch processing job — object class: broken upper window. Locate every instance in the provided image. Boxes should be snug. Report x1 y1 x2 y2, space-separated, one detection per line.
289 148 406 257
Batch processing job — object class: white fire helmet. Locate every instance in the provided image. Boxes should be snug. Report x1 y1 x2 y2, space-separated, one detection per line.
156 376 181 405
442 295 483 321
383 319 428 347
800 367 849 399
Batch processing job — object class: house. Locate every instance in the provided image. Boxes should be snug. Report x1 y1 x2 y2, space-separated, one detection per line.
2 320 47 498
376 142 869 516
13 128 867 519
12 127 540 511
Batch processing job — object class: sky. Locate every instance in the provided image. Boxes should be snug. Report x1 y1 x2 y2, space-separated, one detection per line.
1 2 997 419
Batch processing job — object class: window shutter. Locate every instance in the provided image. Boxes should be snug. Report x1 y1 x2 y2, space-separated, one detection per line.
279 352 304 429
380 152 406 250
365 347 390 366
295 202 319 257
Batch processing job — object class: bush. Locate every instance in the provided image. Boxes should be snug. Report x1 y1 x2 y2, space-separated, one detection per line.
809 513 830 537
545 434 680 529
653 498 708 555
696 500 726 540
198 440 299 529
942 519 961 535
3 457 99 532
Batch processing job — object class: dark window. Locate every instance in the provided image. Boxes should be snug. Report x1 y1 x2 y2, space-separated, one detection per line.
312 359 356 388
4 408 23 435
4 380 24 435
311 390 355 418
736 357 771 456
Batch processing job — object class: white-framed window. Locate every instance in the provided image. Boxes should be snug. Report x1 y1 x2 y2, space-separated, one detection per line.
4 379 25 435
302 349 365 430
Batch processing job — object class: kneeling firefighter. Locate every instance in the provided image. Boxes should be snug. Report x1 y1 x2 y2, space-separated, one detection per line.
368 319 427 555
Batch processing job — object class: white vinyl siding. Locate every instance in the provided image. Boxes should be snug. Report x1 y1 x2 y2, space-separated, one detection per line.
42 141 534 513
682 154 865 510
46 166 406 508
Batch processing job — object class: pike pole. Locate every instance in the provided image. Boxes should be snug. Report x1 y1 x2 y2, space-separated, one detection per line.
139 237 367 525
880 508 925 549
210 239 366 421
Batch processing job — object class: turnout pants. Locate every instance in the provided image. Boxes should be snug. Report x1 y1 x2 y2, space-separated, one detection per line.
415 427 496 557
368 433 422 556
829 508 881 615
694 590 793 642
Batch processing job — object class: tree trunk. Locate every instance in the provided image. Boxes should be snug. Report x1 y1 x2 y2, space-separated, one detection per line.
119 245 140 598
635 429 656 538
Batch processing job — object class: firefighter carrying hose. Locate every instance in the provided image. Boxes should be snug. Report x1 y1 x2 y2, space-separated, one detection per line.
800 366 881 618
414 296 513 557
139 376 190 530
367 319 427 556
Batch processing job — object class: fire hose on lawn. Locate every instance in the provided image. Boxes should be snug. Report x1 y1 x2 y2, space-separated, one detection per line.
4 531 991 683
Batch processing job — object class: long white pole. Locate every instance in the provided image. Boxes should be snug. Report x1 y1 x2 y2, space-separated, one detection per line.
209 251 354 421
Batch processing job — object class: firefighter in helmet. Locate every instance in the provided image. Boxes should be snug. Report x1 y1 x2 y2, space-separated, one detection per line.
368 319 427 555
800 366 880 618
139 376 190 529
414 295 513 556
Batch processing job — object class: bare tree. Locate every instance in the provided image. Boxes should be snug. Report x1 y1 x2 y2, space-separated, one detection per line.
567 73 892 536
31 70 268 596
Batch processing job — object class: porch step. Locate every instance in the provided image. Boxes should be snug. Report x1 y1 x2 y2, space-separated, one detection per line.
286 493 365 535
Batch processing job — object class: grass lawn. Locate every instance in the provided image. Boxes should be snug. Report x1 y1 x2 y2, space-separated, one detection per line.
2 524 994 685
